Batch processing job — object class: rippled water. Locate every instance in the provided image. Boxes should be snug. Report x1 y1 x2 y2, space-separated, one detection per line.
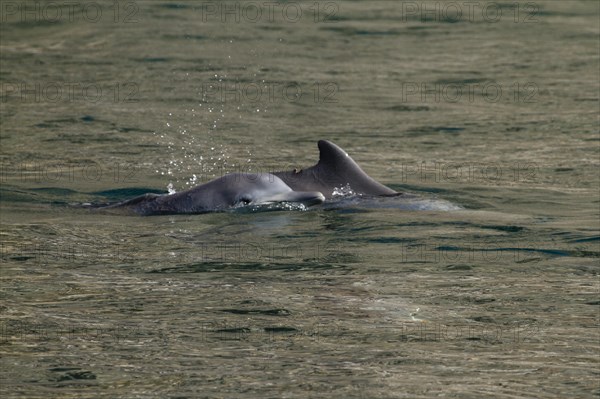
1 1 599 398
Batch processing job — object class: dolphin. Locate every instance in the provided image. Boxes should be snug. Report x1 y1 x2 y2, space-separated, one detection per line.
273 140 399 198
100 173 325 216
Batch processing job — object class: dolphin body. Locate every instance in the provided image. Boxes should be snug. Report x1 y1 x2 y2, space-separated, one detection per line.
273 140 398 199
101 173 325 216
99 140 396 215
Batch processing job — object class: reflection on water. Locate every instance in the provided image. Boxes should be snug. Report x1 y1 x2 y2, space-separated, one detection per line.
1 1 599 398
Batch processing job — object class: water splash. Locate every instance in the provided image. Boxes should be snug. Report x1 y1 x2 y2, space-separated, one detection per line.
167 182 176 194
332 184 356 198
232 202 310 214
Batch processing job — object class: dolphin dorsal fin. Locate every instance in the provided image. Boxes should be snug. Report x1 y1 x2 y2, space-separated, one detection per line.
273 140 398 198
317 140 352 169
314 140 398 196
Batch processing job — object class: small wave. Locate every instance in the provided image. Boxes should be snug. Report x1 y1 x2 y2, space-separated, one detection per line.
324 194 463 212
230 202 310 214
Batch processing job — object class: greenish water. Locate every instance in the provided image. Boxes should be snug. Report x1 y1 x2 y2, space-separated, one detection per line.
1 1 599 398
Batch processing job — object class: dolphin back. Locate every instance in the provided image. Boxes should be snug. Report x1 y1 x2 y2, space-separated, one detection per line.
97 193 166 215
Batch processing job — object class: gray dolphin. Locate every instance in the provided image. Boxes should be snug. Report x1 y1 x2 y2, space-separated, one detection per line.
273 140 398 198
101 173 325 216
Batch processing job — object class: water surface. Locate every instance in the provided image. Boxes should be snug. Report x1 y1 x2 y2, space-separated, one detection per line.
1 1 599 398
